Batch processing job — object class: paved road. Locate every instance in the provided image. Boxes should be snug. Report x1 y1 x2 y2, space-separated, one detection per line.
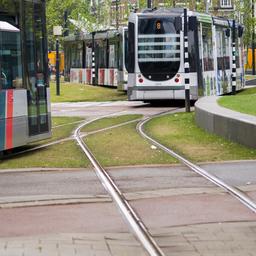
51 101 181 118
1 101 256 255
1 163 256 255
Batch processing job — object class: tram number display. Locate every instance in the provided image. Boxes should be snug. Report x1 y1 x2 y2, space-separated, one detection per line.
156 20 161 30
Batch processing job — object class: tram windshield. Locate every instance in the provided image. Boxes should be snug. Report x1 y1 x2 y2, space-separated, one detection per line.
138 16 180 81
0 21 22 89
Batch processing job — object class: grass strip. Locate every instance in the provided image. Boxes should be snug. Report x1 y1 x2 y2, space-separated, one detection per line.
0 141 89 169
31 116 84 146
85 122 177 167
50 82 127 103
218 87 256 116
144 112 256 163
81 114 143 133
245 75 256 81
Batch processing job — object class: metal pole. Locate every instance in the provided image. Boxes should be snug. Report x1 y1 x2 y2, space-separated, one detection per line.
232 20 236 95
147 0 152 8
92 32 96 85
205 0 209 13
184 8 190 112
252 1 255 75
56 37 60 95
115 0 119 29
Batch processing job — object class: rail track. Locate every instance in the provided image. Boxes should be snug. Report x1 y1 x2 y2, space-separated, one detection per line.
74 117 166 256
137 111 256 213
2 108 255 255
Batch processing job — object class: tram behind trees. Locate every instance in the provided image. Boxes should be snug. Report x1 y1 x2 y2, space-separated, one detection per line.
127 8 244 101
0 0 51 152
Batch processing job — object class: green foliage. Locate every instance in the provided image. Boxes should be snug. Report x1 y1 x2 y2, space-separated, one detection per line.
46 0 95 48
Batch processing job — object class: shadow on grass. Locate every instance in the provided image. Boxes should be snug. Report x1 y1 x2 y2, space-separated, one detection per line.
133 99 196 108
0 144 42 160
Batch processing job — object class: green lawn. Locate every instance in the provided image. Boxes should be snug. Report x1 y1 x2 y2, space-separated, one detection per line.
0 117 88 169
245 75 256 80
218 87 256 116
81 114 142 133
50 82 127 102
85 122 177 167
0 141 89 169
144 112 256 163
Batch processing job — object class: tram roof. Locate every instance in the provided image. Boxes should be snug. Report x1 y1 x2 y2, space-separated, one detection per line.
0 21 19 32
136 8 241 27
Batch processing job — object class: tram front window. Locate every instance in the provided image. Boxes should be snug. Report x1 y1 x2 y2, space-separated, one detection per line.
138 16 180 81
0 21 22 89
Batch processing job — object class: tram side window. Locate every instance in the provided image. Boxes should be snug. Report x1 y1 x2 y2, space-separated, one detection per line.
235 36 240 68
0 23 23 89
216 27 230 71
71 42 83 68
202 25 214 71
124 30 129 71
188 31 196 72
86 46 92 68
95 41 107 68
109 44 118 68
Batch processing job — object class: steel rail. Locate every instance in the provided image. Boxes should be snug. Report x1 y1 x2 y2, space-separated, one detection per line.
137 112 256 213
1 114 139 160
74 119 165 256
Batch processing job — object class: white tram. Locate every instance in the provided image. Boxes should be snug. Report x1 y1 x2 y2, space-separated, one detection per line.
0 0 51 152
127 8 244 101
64 27 129 91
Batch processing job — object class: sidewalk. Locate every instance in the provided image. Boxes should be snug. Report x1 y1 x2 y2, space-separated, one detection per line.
1 221 256 256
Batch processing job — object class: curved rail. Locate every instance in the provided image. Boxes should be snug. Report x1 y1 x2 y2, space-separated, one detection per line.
137 112 256 214
74 118 165 256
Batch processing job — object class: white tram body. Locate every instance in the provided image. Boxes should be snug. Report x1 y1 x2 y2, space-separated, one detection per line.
64 27 129 90
127 8 244 101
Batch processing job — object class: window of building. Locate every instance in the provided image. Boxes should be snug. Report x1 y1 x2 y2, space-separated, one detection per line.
220 0 232 8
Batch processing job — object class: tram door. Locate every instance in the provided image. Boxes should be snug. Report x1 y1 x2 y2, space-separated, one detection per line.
24 1 49 136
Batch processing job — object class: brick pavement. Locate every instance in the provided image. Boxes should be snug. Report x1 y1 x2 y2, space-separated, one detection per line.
1 221 256 256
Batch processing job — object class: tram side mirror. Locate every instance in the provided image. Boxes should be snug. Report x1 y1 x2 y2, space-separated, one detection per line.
225 29 230 37
238 26 244 37
188 16 197 31
174 17 182 32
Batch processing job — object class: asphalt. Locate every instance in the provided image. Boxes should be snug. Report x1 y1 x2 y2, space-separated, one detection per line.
1 98 256 255
1 163 256 255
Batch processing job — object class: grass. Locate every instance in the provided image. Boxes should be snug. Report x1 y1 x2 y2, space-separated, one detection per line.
30 116 85 146
85 122 177 167
144 112 256 163
245 75 256 80
218 87 256 116
81 114 142 133
50 82 127 103
0 117 88 169
0 141 89 169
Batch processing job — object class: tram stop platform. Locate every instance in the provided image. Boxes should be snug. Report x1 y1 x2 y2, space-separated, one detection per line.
195 96 256 149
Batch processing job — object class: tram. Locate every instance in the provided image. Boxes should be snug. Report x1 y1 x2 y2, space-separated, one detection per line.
64 26 129 90
0 0 51 152
127 8 244 101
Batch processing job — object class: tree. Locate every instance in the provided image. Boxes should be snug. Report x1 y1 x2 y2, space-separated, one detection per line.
46 0 95 49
